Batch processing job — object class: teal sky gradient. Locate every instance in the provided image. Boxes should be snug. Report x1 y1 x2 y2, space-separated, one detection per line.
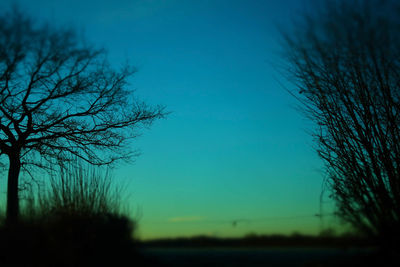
1 0 339 239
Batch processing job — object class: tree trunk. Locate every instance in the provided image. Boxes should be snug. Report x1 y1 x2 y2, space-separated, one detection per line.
6 153 21 225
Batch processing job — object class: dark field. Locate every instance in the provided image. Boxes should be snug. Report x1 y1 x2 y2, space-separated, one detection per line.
139 247 378 267
136 236 383 267
0 225 388 267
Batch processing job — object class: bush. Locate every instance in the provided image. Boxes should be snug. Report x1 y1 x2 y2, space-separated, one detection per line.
0 163 138 267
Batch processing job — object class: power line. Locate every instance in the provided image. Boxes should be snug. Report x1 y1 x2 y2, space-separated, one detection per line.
145 213 337 226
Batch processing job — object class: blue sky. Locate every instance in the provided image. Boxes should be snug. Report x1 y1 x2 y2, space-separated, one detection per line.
0 0 339 239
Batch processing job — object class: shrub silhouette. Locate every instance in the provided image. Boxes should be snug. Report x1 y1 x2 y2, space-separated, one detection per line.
38 163 123 217
0 163 139 267
282 0 400 250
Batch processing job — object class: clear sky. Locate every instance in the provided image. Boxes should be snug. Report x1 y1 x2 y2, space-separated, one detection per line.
0 0 339 239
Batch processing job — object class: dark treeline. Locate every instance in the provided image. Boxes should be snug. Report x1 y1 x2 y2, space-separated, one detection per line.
141 233 374 249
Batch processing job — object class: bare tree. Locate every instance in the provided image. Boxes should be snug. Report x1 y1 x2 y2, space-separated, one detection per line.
283 0 400 247
0 10 165 224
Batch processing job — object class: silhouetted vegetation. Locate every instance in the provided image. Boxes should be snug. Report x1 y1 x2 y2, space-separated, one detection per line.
283 0 400 253
0 213 137 267
0 163 140 267
141 232 373 249
0 8 165 224
37 163 123 217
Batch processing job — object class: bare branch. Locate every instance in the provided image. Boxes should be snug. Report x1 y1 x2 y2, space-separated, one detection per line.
0 9 166 222
283 0 400 244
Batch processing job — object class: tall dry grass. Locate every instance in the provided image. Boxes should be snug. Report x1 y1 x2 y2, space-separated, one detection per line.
38 164 123 217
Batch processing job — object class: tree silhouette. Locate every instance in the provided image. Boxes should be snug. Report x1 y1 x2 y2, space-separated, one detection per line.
0 10 165 224
283 0 400 247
